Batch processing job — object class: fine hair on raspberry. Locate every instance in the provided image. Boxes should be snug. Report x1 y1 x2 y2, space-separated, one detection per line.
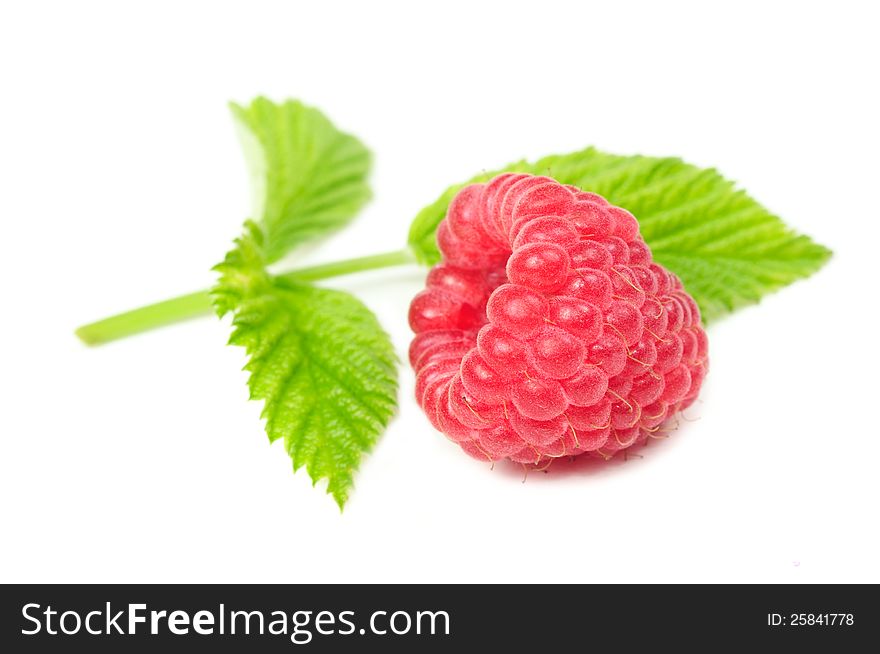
409 173 709 464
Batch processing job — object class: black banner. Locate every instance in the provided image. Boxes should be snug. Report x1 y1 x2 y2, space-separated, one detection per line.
1 584 875 651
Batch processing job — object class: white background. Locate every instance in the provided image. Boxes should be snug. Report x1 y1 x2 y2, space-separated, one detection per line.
1 0 878 583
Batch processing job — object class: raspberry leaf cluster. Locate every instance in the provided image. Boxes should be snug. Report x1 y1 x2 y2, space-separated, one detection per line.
215 100 396 508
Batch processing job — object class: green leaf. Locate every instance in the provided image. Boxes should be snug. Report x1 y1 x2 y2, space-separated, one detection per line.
213 223 398 508
408 147 831 323
231 97 372 263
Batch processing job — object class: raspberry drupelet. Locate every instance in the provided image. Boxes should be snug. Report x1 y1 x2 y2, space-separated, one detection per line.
408 174 708 464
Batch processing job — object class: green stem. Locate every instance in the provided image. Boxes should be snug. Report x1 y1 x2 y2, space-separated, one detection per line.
75 291 215 346
276 248 415 283
75 248 417 346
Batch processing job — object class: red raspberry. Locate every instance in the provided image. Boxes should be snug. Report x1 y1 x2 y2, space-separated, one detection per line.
408 174 709 464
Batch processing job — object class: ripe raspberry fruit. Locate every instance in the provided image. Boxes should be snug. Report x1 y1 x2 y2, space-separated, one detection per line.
408 174 709 465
